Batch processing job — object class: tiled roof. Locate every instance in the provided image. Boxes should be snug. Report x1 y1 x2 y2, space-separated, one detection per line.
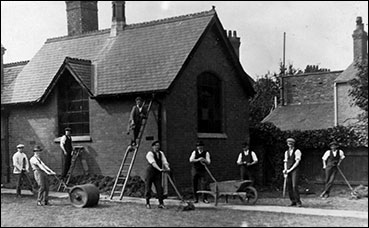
2 61 29 97
65 57 92 92
335 62 358 83
262 103 335 131
2 9 225 104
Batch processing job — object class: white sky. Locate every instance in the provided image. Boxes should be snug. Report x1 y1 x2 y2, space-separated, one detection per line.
1 1 368 79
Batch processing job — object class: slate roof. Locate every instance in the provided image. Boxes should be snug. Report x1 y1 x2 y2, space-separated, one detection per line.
2 61 29 96
1 9 254 105
262 103 335 131
334 62 357 83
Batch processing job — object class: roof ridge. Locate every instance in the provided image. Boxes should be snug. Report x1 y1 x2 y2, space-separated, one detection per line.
125 9 216 29
45 29 111 43
65 56 92 64
4 60 30 67
44 9 215 43
283 70 344 77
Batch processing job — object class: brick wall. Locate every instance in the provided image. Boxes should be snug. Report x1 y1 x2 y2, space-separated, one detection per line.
283 71 342 105
4 27 252 190
336 83 363 126
164 27 251 189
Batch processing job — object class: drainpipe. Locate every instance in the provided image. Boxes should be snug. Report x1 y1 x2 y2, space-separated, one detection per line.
334 82 338 126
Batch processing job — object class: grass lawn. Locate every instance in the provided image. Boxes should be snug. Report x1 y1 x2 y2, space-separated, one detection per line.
1 193 368 227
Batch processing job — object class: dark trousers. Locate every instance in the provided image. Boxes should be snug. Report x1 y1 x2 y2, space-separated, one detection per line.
15 171 34 196
240 165 254 182
322 166 338 195
191 169 208 201
34 170 49 204
145 168 164 204
287 169 301 204
61 153 72 178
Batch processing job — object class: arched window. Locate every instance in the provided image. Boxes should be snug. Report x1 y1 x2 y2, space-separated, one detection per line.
197 72 222 133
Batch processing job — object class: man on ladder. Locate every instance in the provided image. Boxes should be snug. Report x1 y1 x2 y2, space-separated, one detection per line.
126 97 148 147
60 127 73 181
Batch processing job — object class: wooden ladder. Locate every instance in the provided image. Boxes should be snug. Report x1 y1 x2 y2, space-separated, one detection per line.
109 99 153 200
57 146 84 192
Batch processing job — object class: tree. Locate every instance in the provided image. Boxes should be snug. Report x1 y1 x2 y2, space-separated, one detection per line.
349 58 368 121
249 72 280 126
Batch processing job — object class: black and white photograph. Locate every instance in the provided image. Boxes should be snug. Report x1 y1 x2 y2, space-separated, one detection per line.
1 1 368 227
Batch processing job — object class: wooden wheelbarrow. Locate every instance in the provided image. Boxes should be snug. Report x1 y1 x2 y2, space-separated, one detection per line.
197 163 258 206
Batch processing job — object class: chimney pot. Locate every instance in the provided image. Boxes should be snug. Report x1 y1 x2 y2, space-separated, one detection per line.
110 1 126 37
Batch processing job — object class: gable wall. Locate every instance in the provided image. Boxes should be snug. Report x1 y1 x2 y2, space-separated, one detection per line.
164 27 251 189
283 72 339 105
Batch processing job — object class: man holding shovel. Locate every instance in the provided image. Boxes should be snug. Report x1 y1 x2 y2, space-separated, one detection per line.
144 140 170 209
282 138 302 207
320 140 345 198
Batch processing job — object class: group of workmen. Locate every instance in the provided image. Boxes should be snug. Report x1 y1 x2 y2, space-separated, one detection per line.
12 127 74 206
12 96 345 209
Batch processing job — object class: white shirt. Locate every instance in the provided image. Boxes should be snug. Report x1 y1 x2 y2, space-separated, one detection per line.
283 148 302 163
146 150 169 168
189 150 211 164
236 150 258 164
29 155 54 174
322 150 345 160
12 151 30 174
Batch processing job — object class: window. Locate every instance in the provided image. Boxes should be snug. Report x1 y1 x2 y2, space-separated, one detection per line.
58 72 90 136
197 72 222 133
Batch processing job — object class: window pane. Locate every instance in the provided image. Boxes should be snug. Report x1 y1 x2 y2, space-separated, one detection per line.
197 73 222 133
58 72 90 136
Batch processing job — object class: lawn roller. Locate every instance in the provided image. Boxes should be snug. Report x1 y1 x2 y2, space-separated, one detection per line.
53 175 100 208
163 171 195 211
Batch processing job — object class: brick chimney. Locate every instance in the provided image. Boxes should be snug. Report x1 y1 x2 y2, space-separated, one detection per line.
352 16 368 61
65 1 98 36
110 1 126 37
227 30 241 58
1 44 5 90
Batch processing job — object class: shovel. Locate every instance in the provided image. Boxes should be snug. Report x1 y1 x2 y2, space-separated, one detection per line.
164 171 195 211
337 166 359 198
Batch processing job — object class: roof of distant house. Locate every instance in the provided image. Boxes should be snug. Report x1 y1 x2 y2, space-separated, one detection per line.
262 103 335 131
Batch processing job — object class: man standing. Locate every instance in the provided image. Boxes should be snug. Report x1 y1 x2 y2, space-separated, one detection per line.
236 142 258 182
145 141 170 209
283 138 302 207
12 144 34 197
60 127 73 180
127 97 147 146
189 141 211 203
29 145 56 206
320 140 345 198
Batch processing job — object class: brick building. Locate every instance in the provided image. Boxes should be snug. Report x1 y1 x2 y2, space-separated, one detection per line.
1 1 255 189
263 16 367 131
262 17 368 185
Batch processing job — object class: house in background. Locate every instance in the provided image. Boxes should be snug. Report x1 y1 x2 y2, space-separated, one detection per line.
263 16 367 131
1 1 255 189
263 16 368 185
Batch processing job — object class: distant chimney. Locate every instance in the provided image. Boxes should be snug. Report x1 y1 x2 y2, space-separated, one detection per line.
1 44 5 90
65 1 98 36
352 16 368 61
227 30 241 58
110 1 126 37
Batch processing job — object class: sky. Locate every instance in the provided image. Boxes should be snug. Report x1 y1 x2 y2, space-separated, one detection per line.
1 1 368 79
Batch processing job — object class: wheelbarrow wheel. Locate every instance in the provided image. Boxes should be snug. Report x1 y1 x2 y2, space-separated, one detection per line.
239 186 258 205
